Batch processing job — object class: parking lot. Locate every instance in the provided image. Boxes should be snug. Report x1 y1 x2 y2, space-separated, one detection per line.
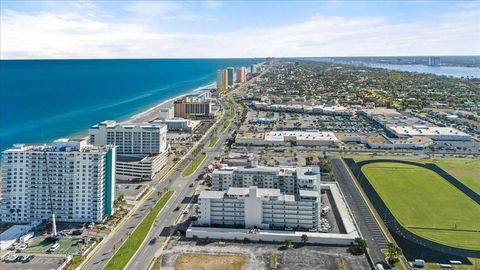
1 254 65 270
241 110 378 133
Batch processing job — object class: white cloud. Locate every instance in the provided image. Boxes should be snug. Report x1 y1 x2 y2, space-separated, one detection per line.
1 4 479 59
203 1 223 9
123 2 218 21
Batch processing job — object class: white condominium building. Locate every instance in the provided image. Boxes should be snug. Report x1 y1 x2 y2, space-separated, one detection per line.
212 163 321 195
1 139 116 223
197 186 321 231
89 120 169 182
89 120 168 155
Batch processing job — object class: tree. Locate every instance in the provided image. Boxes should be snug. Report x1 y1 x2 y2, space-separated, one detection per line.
284 239 292 248
301 234 309 244
386 243 402 263
354 237 368 255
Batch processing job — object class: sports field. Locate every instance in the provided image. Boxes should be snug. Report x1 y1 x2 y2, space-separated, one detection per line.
361 162 480 250
434 159 480 195
351 156 480 195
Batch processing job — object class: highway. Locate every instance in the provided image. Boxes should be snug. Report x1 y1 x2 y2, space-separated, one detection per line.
331 158 388 265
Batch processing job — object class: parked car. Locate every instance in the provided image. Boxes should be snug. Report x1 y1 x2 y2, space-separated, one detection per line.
48 243 60 252
18 243 29 250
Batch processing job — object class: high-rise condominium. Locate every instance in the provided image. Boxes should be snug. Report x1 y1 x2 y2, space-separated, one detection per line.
1 139 116 223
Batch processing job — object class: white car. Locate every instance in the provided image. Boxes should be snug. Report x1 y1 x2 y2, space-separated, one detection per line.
18 243 29 250
49 243 60 252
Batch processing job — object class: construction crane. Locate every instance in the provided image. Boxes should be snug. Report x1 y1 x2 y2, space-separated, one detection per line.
44 152 60 241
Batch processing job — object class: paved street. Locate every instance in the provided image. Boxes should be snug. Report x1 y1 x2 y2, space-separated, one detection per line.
331 158 389 265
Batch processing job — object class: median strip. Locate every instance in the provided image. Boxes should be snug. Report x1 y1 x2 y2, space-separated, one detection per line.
208 135 219 147
182 153 206 177
104 190 174 270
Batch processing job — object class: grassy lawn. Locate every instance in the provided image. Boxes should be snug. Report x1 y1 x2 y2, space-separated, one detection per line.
104 191 174 270
350 156 480 194
361 162 480 250
208 135 219 147
182 153 206 177
433 159 480 195
66 255 83 270
174 253 245 270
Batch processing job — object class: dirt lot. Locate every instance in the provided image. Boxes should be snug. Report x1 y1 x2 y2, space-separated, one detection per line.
174 253 245 270
161 240 370 270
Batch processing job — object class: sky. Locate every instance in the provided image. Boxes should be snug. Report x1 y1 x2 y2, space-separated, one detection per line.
0 0 479 59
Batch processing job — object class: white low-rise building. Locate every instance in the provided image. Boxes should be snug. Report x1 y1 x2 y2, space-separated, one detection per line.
152 118 199 131
236 131 338 146
116 153 168 182
197 186 321 231
387 125 471 141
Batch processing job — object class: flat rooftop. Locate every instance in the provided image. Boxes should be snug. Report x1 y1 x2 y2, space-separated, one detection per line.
265 131 338 142
236 132 265 140
363 108 402 116
388 125 471 137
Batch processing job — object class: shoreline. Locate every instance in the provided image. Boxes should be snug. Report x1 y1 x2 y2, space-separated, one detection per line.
127 81 216 124
71 80 216 140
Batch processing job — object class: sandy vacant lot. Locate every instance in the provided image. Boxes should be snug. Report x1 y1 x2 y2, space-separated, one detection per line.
175 253 245 270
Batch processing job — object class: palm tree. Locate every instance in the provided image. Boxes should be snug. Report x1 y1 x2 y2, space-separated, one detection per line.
386 243 402 263
301 234 308 244
354 237 368 255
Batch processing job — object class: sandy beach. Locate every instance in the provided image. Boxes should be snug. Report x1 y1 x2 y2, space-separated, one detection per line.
127 81 216 124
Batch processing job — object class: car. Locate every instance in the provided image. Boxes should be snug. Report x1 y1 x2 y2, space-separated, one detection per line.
189 183 194 187
49 243 60 252
8 254 19 262
285 227 293 231
23 255 35 263
71 229 83 236
308 228 317 232
174 206 180 211
189 215 198 221
183 210 188 214
17 243 28 250
149 237 157 245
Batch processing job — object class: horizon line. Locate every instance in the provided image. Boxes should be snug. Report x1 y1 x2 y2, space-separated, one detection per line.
1 55 480 61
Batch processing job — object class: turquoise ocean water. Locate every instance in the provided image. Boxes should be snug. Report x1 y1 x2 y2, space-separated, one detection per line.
0 59 262 151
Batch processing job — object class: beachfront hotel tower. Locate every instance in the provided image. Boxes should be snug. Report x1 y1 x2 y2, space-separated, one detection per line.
1 139 116 223
236 67 247 83
89 121 169 181
216 69 228 92
226 67 235 87
89 120 168 155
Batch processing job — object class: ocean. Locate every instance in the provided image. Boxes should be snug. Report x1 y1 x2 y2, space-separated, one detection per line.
0 58 262 151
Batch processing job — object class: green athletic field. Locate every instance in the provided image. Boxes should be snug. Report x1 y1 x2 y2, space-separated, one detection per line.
361 162 480 250
434 159 480 195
